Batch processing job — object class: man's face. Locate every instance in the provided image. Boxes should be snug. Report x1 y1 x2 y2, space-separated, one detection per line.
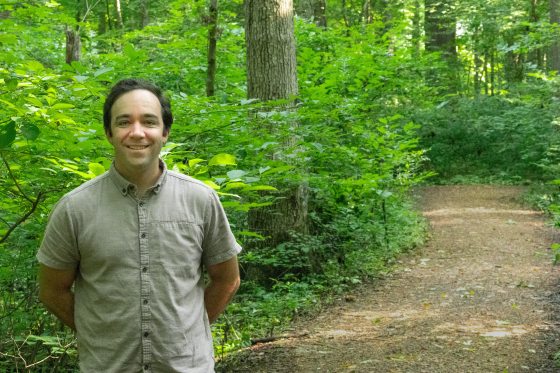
106 89 169 173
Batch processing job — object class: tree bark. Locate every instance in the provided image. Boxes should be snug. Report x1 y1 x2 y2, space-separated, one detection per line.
424 0 456 58
140 0 149 29
550 0 560 72
206 0 219 97
245 0 307 249
424 0 458 91
115 0 124 29
65 2 82 64
313 0 327 28
245 0 299 100
106 0 113 30
65 28 81 64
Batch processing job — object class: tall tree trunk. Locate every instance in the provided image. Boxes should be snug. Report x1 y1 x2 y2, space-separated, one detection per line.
313 0 327 28
411 0 422 56
245 0 307 249
550 0 560 72
65 2 82 64
362 0 372 24
529 0 544 69
115 0 124 29
65 27 81 64
140 0 149 29
341 0 350 28
424 0 456 58
246 0 298 100
106 0 113 30
206 0 219 97
424 0 458 91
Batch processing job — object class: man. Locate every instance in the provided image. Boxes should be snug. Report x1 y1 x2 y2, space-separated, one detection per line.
37 78 241 372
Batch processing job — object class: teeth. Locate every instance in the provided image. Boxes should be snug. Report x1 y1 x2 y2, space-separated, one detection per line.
128 145 149 150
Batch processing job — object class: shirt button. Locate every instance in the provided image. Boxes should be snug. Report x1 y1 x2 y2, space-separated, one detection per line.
144 331 149 338
139 202 144 207
143 299 148 305
142 267 148 273
144 364 149 370
141 233 146 238
121 188 127 194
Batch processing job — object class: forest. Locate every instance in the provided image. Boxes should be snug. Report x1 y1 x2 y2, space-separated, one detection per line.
2 0 560 370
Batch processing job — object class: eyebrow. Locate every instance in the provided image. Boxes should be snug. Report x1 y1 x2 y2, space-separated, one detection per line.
114 113 160 121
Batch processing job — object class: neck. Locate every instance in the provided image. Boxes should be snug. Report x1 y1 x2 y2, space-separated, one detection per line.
114 160 162 196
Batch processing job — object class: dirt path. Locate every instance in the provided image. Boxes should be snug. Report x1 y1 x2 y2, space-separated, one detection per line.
220 185 560 372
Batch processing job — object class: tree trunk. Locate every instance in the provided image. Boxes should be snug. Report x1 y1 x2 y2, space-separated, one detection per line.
424 0 458 91
140 0 149 28
411 0 422 56
313 0 327 28
65 2 82 64
245 0 298 100
106 0 113 30
65 28 81 64
245 0 307 249
115 0 124 29
206 0 218 97
424 0 456 58
550 0 560 72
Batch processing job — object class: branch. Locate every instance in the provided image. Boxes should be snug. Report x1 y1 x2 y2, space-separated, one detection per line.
0 190 45 244
1 152 33 203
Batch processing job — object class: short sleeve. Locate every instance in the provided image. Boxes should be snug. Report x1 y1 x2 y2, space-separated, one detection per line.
37 197 80 270
201 191 242 267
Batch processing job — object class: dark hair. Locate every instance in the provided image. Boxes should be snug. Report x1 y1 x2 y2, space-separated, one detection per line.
103 78 173 136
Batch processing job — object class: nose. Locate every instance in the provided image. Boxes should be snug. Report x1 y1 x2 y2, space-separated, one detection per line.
129 121 145 138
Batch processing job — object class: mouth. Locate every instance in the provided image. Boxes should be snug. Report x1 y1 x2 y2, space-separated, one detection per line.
126 145 150 150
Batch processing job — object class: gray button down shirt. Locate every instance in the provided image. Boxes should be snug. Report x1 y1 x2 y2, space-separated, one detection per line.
37 162 241 372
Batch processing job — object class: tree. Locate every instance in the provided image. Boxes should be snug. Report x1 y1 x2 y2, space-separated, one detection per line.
206 0 219 96
115 0 124 28
245 0 307 247
550 0 560 72
245 0 298 100
424 0 458 91
139 0 149 28
65 0 83 64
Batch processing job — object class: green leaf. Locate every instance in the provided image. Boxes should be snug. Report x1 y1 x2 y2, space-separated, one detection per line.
237 230 265 239
51 103 75 110
227 169 247 179
202 180 221 190
5 78 18 91
94 67 114 77
88 162 105 176
0 34 17 45
21 123 41 140
188 158 206 167
208 153 236 166
0 121 16 148
245 185 278 191
25 96 43 107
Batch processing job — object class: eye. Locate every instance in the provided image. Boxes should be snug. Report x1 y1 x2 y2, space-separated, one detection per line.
145 119 159 127
116 120 129 127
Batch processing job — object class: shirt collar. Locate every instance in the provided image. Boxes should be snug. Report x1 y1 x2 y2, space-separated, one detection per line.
109 160 167 197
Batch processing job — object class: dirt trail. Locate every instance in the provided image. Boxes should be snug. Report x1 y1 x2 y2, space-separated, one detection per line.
221 185 560 373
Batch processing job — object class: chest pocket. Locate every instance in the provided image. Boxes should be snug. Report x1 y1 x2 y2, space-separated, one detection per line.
149 221 204 276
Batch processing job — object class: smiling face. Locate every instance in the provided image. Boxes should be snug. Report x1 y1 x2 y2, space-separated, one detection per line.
106 89 169 179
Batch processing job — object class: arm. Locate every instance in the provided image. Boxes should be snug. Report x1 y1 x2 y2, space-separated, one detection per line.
38 264 78 331
204 256 240 324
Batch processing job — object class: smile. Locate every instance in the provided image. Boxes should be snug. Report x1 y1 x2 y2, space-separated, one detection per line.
126 145 150 150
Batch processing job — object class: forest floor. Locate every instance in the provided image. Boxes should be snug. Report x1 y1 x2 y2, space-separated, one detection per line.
219 185 560 373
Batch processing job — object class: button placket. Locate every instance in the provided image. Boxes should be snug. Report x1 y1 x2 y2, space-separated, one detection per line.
138 199 152 368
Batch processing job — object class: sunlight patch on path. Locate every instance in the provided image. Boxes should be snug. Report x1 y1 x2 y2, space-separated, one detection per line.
423 207 540 217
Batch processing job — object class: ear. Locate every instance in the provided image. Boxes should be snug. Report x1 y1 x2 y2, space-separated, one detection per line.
105 129 114 144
